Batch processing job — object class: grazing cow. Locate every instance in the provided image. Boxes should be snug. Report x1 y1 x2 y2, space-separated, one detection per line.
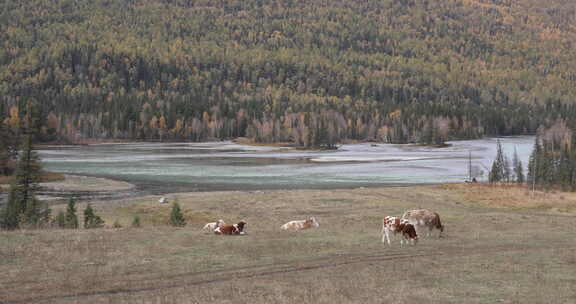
214 221 247 235
202 219 225 233
280 217 320 231
381 216 418 246
401 209 444 238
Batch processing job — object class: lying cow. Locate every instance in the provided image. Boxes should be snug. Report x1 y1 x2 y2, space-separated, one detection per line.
214 221 247 235
382 216 418 246
281 217 320 231
401 209 444 238
202 219 225 233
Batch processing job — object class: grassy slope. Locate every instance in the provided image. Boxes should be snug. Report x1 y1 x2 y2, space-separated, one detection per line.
1 183 576 303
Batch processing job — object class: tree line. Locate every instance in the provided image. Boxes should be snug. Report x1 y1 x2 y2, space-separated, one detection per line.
1 0 576 148
0 107 188 229
488 119 576 192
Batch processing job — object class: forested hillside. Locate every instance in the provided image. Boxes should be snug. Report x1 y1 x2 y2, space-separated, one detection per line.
1 0 576 146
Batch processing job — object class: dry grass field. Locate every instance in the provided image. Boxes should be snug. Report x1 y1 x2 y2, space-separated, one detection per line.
1 183 576 303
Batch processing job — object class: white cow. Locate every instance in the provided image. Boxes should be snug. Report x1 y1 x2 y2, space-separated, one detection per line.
281 217 319 231
382 216 418 246
202 219 225 233
401 209 444 238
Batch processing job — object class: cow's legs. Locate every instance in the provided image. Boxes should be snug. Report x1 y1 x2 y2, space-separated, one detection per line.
382 227 391 245
413 225 421 238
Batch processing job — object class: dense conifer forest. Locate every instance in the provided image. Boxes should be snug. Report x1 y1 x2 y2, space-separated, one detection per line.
1 0 576 147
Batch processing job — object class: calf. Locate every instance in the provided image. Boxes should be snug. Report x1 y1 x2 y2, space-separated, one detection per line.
202 219 225 233
280 217 320 231
215 221 247 235
382 216 418 246
401 209 444 238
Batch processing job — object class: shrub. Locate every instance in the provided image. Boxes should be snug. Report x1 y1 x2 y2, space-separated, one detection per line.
65 198 79 229
131 215 141 228
170 202 186 227
84 204 104 229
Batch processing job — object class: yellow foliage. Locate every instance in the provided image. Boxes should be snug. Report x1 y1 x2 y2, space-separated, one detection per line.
388 109 401 120
7 106 20 130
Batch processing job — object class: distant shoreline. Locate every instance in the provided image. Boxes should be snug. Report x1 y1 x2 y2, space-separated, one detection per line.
1 174 137 205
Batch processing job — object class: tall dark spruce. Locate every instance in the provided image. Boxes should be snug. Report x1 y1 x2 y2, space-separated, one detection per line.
0 134 50 230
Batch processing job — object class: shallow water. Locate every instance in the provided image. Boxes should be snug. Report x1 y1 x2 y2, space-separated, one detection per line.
38 137 535 194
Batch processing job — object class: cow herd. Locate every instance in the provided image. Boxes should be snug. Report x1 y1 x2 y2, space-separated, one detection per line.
382 209 444 246
201 208 443 246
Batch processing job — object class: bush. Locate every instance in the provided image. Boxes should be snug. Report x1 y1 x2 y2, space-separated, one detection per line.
131 215 141 228
170 202 186 227
65 198 79 229
84 204 104 229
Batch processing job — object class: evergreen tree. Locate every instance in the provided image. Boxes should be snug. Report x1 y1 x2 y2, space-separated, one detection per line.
84 204 104 229
55 211 66 228
489 139 506 183
527 137 541 185
0 134 50 230
557 144 574 190
65 198 79 229
513 147 525 183
0 122 18 176
503 154 512 182
170 202 186 227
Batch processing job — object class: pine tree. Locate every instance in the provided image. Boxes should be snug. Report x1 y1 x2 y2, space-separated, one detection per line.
65 198 79 229
503 154 512 182
513 147 525 183
170 202 186 227
84 204 104 229
527 137 540 185
489 139 506 183
55 211 66 228
0 134 50 230
0 121 18 176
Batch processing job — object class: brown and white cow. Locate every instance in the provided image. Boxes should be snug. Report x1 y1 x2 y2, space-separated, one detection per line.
202 219 225 233
382 216 418 246
401 209 444 238
214 221 247 235
280 217 319 231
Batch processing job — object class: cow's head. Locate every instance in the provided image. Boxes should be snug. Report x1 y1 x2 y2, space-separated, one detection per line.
236 221 246 232
310 217 319 227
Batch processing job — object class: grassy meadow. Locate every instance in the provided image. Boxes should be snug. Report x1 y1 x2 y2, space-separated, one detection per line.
1 183 576 303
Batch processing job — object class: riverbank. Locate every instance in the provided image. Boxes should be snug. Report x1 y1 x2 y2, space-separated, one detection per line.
0 174 137 204
0 171 65 185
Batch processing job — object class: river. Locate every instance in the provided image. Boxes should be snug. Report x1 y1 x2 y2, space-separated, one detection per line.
36 136 535 195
